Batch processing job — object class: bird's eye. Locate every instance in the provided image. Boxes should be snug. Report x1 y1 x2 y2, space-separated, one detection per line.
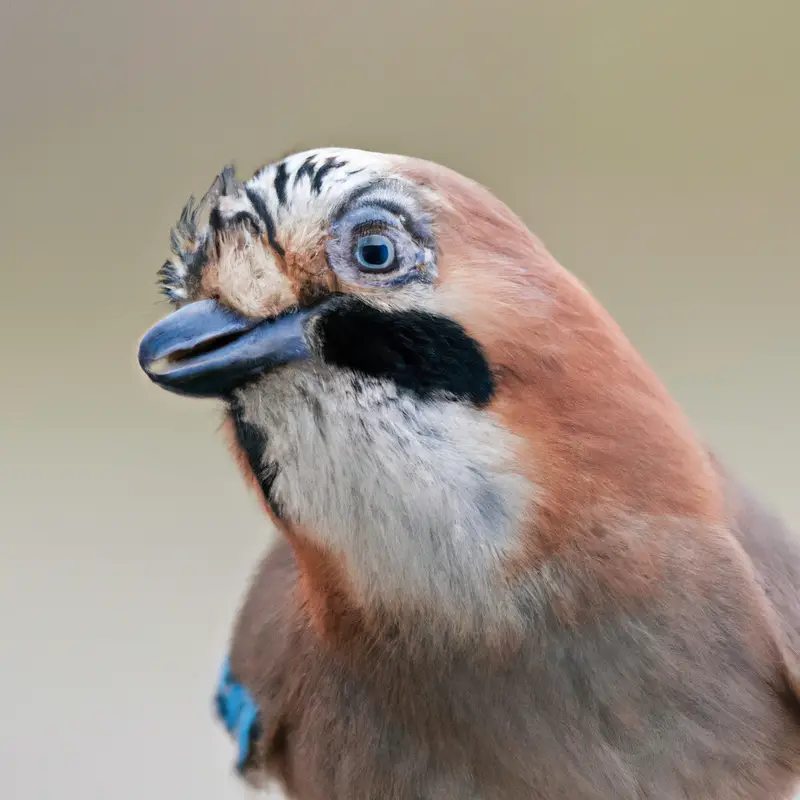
354 234 396 273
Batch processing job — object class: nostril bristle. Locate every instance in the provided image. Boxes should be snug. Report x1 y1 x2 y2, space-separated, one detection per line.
228 211 261 235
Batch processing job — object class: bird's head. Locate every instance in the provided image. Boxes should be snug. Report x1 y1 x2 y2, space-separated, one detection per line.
139 148 722 639
137 148 525 403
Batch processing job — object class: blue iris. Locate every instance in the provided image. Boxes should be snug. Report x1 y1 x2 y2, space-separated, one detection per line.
355 234 396 272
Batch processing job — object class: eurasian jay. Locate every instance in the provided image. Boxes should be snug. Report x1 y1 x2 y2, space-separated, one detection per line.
138 149 800 799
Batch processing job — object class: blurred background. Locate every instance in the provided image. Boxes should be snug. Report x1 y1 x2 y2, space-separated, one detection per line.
0 1 797 798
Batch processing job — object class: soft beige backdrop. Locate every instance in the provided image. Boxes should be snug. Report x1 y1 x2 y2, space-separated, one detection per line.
1 1 797 798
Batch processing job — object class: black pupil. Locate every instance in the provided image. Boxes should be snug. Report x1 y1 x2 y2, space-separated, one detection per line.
362 243 390 266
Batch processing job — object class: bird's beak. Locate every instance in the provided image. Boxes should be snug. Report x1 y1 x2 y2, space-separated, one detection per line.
137 299 314 398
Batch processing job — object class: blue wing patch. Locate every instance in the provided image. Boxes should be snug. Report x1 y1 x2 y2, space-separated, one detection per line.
213 657 261 772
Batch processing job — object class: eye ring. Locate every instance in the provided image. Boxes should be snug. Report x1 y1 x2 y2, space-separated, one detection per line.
354 234 397 273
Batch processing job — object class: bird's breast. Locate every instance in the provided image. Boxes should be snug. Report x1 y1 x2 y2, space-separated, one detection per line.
230 361 535 634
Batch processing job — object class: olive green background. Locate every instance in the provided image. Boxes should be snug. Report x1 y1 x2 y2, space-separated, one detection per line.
1 1 797 798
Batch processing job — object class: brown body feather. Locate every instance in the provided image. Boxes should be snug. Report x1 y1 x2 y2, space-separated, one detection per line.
228 473 800 799
224 410 800 798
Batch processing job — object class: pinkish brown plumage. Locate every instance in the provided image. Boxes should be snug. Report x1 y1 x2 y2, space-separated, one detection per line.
139 148 800 799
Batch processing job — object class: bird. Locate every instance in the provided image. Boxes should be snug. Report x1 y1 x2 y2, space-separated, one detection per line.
138 148 800 799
